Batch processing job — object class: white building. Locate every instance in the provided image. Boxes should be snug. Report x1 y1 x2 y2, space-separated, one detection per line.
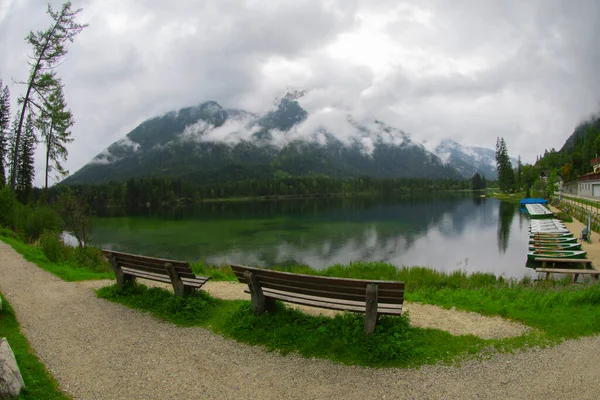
578 156 600 197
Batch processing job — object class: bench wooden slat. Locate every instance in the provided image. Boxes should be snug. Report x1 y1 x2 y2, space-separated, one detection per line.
244 278 403 304
259 288 403 314
117 259 197 279
234 273 403 302
108 253 192 273
102 250 189 268
261 289 402 315
231 265 404 290
121 267 172 283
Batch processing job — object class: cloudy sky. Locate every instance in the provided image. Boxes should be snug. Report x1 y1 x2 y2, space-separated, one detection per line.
1 0 599 185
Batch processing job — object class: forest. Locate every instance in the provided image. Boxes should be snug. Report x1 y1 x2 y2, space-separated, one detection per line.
37 175 474 214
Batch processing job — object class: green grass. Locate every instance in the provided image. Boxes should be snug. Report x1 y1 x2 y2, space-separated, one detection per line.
0 293 69 400
489 191 527 203
97 283 535 368
0 235 113 282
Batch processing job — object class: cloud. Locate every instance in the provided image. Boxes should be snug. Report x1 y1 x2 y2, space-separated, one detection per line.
0 0 599 185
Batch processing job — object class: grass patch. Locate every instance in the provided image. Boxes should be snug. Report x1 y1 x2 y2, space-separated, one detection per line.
97 283 521 368
0 234 113 282
488 191 527 203
189 262 237 281
0 293 68 400
554 211 573 223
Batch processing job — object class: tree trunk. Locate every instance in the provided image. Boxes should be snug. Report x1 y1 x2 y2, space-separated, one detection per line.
44 127 52 203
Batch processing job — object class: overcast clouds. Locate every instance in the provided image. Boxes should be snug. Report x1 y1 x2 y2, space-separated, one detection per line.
1 0 599 185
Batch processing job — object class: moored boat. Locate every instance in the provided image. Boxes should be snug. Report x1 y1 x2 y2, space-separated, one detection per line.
527 249 587 261
529 231 573 237
528 242 582 251
528 237 578 244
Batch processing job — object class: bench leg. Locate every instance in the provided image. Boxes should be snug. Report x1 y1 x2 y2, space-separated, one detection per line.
364 283 379 335
166 263 191 297
245 271 272 314
109 254 135 290
573 273 579 283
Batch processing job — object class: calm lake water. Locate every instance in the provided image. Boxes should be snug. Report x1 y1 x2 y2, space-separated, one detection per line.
89 194 534 278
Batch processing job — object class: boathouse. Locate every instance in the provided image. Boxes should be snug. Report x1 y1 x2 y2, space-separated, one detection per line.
577 156 600 197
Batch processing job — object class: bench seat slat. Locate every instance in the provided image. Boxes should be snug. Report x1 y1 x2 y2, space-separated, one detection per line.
261 288 403 311
121 267 209 286
231 265 404 289
246 279 403 304
116 259 196 279
259 289 402 315
122 267 172 283
113 257 195 275
234 273 403 301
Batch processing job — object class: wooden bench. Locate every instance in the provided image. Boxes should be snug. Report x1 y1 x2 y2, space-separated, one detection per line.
536 267 600 282
103 250 210 296
230 264 404 335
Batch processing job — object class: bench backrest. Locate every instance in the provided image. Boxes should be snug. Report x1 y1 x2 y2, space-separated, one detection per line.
102 250 196 280
230 264 404 305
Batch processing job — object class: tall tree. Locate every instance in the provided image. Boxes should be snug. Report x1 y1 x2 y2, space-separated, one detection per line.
0 80 10 186
16 114 37 203
38 76 74 198
10 2 86 193
515 155 522 191
471 172 482 190
495 137 514 193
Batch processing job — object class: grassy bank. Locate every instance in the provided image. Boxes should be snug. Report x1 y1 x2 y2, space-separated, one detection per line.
0 233 113 281
0 293 68 400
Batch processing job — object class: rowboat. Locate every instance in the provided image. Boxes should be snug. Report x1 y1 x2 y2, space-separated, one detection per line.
530 228 571 233
530 232 574 238
528 242 582 251
530 222 566 228
528 237 578 244
527 249 587 261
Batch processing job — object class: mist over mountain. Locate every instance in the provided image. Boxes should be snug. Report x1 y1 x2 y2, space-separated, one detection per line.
64 93 501 185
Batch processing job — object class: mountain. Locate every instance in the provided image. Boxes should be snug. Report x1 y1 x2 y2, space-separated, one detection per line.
64 95 497 185
432 139 516 180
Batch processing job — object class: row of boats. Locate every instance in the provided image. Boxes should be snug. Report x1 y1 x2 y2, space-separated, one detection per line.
527 219 587 261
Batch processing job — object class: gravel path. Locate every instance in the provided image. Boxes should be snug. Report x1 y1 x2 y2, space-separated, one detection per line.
2 241 600 399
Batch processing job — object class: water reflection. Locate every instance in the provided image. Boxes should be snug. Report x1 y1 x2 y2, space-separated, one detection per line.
92 194 532 278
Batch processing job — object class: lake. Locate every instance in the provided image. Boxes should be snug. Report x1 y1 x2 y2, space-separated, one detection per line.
88 193 535 278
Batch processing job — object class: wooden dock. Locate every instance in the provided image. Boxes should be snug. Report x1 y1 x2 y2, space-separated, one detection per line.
535 267 600 282
534 257 592 264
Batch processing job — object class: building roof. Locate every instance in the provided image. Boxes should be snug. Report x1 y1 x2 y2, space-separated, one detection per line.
591 156 600 166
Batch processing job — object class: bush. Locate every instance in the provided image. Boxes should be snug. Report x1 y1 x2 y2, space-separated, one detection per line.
14 203 63 243
39 231 65 263
0 186 13 227
68 246 110 272
555 211 573 222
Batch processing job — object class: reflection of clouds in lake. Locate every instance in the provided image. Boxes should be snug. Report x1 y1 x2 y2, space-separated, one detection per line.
208 212 533 278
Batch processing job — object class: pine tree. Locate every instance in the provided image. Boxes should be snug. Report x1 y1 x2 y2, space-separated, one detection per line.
495 137 514 193
471 172 482 190
38 76 74 199
16 114 37 203
10 2 86 193
516 155 522 191
0 79 10 186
